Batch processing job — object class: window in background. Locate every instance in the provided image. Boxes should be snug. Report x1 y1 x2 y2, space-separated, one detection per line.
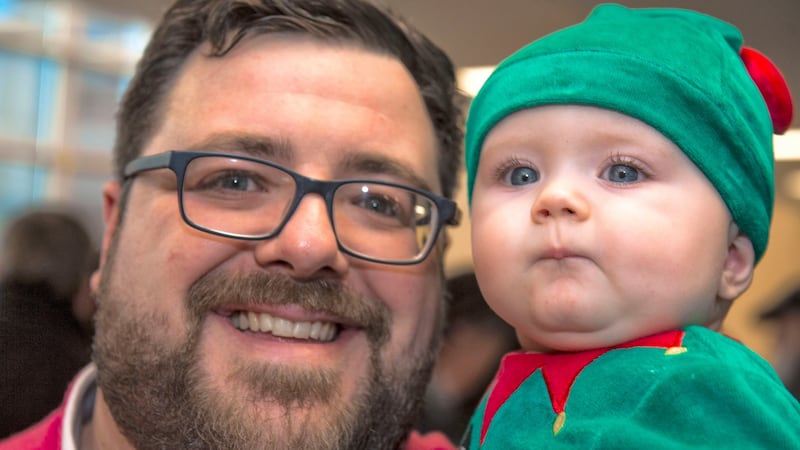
0 0 151 241
0 163 48 230
72 70 127 153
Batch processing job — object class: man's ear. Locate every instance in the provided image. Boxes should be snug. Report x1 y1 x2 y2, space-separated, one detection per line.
90 180 122 294
717 224 756 301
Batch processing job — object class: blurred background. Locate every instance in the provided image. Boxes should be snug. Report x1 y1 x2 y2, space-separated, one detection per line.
1 0 799 364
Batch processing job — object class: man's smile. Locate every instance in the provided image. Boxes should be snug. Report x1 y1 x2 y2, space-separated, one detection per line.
231 310 339 342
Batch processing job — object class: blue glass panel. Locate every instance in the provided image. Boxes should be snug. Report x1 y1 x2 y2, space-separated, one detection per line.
0 0 19 19
0 50 40 138
36 57 60 141
0 162 48 223
74 70 123 152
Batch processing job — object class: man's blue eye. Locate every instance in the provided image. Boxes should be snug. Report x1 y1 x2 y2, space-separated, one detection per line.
220 175 249 191
605 164 641 183
360 195 399 217
509 167 539 185
202 171 260 192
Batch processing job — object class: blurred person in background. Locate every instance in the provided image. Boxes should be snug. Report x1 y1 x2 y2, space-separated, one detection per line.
417 272 519 442
0 207 97 438
760 284 800 400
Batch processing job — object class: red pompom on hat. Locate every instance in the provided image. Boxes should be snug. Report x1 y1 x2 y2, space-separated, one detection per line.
741 46 794 134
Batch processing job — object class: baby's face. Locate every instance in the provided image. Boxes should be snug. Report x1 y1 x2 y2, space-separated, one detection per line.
470 104 750 352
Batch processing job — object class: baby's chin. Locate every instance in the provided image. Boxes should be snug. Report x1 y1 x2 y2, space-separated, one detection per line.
516 325 666 353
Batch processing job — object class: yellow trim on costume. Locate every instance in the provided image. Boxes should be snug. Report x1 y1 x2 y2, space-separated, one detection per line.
664 346 687 355
553 411 567 435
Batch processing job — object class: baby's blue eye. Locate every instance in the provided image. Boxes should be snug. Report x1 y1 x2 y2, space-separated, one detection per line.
605 164 641 183
509 167 539 185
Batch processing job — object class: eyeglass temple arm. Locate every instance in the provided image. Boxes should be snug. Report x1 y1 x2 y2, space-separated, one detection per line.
123 151 175 179
444 203 461 226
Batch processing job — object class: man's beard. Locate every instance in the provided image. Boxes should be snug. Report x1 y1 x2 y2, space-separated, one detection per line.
93 247 441 449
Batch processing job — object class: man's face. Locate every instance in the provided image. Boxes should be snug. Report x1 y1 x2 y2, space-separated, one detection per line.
93 35 446 449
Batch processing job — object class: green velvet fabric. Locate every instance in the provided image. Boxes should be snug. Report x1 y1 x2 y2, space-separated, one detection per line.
464 3 774 261
461 326 800 449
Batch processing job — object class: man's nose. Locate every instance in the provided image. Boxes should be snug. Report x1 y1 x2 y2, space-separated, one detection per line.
253 194 348 279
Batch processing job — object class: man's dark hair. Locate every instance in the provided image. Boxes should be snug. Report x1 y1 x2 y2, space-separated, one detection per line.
114 0 463 198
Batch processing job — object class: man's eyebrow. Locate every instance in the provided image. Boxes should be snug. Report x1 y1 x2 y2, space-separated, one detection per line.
341 152 433 191
187 133 293 162
181 135 434 190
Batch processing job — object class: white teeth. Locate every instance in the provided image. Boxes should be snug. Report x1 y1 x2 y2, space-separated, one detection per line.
293 321 311 339
309 321 322 340
323 323 335 341
273 318 293 337
232 311 337 342
259 314 272 332
248 312 259 331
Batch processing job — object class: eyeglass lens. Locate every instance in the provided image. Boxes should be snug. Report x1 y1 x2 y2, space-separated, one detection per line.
179 155 438 262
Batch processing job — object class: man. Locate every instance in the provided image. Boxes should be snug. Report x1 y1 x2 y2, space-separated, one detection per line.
0 0 463 448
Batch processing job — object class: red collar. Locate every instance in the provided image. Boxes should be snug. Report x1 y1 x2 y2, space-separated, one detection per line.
480 329 686 442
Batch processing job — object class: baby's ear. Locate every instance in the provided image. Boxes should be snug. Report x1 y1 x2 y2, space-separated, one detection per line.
717 224 755 301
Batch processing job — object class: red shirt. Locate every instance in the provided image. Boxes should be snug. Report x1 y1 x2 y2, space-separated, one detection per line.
0 365 456 450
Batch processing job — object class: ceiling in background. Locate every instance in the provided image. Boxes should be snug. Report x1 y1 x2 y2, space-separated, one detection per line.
78 0 800 203
80 0 799 120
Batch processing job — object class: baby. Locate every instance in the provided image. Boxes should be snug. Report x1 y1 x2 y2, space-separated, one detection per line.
461 4 799 448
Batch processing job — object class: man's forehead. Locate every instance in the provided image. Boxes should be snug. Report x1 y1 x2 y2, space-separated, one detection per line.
171 34 420 114
149 33 440 191
190 32 387 72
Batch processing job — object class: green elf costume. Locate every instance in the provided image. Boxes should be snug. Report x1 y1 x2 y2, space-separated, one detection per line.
462 4 799 449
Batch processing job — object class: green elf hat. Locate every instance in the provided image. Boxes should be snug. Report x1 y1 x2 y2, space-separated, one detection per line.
464 3 794 262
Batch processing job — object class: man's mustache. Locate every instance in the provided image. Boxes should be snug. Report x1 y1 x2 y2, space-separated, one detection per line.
187 271 390 345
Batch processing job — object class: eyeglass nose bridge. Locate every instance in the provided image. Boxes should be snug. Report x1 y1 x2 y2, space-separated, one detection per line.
270 172 341 241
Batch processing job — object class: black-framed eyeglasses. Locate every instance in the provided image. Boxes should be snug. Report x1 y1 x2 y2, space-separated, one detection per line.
123 151 460 265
